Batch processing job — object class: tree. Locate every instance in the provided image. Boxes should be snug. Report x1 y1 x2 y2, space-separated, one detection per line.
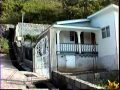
0 0 24 24
0 0 119 24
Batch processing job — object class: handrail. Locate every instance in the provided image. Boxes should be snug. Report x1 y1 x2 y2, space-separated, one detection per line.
57 43 98 54
60 43 98 45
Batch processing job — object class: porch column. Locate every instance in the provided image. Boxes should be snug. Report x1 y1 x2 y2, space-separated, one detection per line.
77 31 82 53
56 30 61 54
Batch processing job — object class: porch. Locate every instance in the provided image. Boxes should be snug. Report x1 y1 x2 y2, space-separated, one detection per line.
53 25 100 72
56 30 99 56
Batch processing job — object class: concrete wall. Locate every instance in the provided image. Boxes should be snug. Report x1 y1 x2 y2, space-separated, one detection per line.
15 22 46 70
52 71 105 90
15 23 50 37
90 11 118 70
114 11 119 70
34 31 50 78
33 27 58 78
57 55 96 72
50 28 57 72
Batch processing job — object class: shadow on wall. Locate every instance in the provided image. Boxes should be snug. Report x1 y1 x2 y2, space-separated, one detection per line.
8 27 25 71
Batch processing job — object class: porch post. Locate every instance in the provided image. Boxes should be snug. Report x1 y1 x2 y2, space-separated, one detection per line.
56 30 60 54
77 31 82 53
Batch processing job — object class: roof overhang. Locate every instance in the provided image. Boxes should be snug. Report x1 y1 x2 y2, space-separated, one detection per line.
53 24 101 31
56 19 89 25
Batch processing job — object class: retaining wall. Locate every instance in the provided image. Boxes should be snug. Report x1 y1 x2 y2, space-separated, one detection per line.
51 71 105 90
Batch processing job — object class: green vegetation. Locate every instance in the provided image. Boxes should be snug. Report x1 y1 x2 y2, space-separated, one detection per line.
0 0 119 24
24 34 39 43
94 72 119 89
95 79 119 89
0 36 9 54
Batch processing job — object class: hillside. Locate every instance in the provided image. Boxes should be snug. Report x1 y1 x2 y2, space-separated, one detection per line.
0 0 119 24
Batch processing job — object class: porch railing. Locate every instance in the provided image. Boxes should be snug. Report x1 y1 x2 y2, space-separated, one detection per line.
57 43 98 54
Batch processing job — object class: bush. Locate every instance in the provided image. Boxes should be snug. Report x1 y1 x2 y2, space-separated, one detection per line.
0 37 9 54
23 34 38 43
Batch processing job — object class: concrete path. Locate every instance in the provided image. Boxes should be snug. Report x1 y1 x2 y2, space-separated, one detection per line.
0 54 49 89
0 54 27 89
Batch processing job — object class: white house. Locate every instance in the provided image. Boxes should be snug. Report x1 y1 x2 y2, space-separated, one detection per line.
32 4 119 78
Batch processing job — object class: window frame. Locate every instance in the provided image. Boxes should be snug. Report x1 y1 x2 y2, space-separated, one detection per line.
106 26 110 37
102 27 106 38
101 26 110 39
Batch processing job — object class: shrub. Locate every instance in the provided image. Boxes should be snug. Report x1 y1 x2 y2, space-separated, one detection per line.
23 34 38 42
0 37 9 54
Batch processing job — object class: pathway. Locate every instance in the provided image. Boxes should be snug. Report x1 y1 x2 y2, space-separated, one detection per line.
0 54 27 89
0 54 52 89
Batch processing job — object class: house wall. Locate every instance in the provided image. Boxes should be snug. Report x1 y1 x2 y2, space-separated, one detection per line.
90 11 118 70
50 28 57 72
60 31 75 43
60 31 92 44
57 55 96 72
114 11 119 70
33 27 58 78
34 31 50 78
84 32 91 44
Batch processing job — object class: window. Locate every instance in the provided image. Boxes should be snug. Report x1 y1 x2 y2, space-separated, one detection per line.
70 31 75 41
102 27 106 38
102 26 110 39
106 26 110 37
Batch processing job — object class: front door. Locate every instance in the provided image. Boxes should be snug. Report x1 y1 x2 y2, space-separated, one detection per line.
66 55 75 69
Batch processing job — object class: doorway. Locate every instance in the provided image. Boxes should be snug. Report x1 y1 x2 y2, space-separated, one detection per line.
80 32 96 44
75 32 78 44
80 32 84 44
91 33 96 44
66 55 75 69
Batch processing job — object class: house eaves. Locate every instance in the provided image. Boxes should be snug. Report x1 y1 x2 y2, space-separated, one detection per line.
87 4 119 19
53 24 100 31
56 19 89 25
